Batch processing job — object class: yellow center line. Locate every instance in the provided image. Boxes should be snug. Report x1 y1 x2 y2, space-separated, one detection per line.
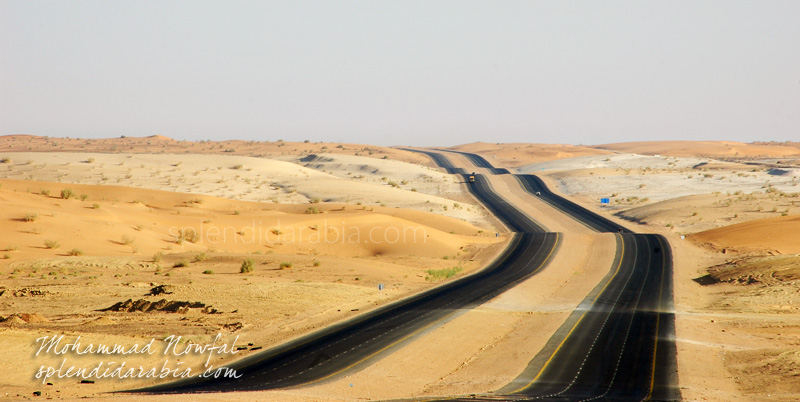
304 233 561 389
644 235 668 401
509 232 626 394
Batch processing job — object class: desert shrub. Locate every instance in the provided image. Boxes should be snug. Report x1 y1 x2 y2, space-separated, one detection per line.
313 260 321 267
92 203 100 209
0 157 11 164
60 188 75 199
173 260 189 268
175 228 198 244
280 262 293 269
192 252 207 262
79 194 88 201
153 252 163 263
425 266 462 281
24 213 37 223
305 206 319 214
44 239 60 249
310 197 321 204
202 270 214 275
240 258 254 273
120 235 135 245
40 189 50 196
67 248 83 256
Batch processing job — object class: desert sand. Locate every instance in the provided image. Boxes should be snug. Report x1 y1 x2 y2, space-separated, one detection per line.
2 138 800 401
0 177 505 399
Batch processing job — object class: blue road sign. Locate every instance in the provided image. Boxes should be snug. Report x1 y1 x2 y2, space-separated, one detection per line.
600 198 610 204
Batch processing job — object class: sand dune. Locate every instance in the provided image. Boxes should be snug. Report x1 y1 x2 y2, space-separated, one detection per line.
0 152 491 227
0 178 490 259
517 152 708 173
0 178 505 396
524 153 799 207
616 191 799 234
689 214 800 254
446 142 611 168
0 134 431 165
596 140 800 158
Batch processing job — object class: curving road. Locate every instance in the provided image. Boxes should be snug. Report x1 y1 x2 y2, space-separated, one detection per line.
418 149 680 401
130 148 679 400
129 152 559 394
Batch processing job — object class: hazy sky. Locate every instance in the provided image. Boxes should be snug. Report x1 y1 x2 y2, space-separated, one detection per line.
2 1 798 146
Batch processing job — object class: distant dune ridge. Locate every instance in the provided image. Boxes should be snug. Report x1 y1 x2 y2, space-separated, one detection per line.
595 140 800 158
0 134 432 166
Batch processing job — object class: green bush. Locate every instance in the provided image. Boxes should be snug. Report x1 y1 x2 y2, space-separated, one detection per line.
240 258 254 273
60 188 75 199
67 248 83 256
44 239 60 249
280 262 293 270
173 260 189 268
425 266 463 281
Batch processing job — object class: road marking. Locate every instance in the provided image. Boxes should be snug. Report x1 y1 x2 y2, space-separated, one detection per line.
508 232 626 394
579 235 653 401
643 235 668 401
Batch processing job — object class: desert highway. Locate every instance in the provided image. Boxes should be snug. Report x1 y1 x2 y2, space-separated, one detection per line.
423 150 680 401
130 153 559 393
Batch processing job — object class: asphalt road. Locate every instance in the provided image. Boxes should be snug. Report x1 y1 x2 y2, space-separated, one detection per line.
131 148 679 400
130 152 559 394
429 151 680 401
